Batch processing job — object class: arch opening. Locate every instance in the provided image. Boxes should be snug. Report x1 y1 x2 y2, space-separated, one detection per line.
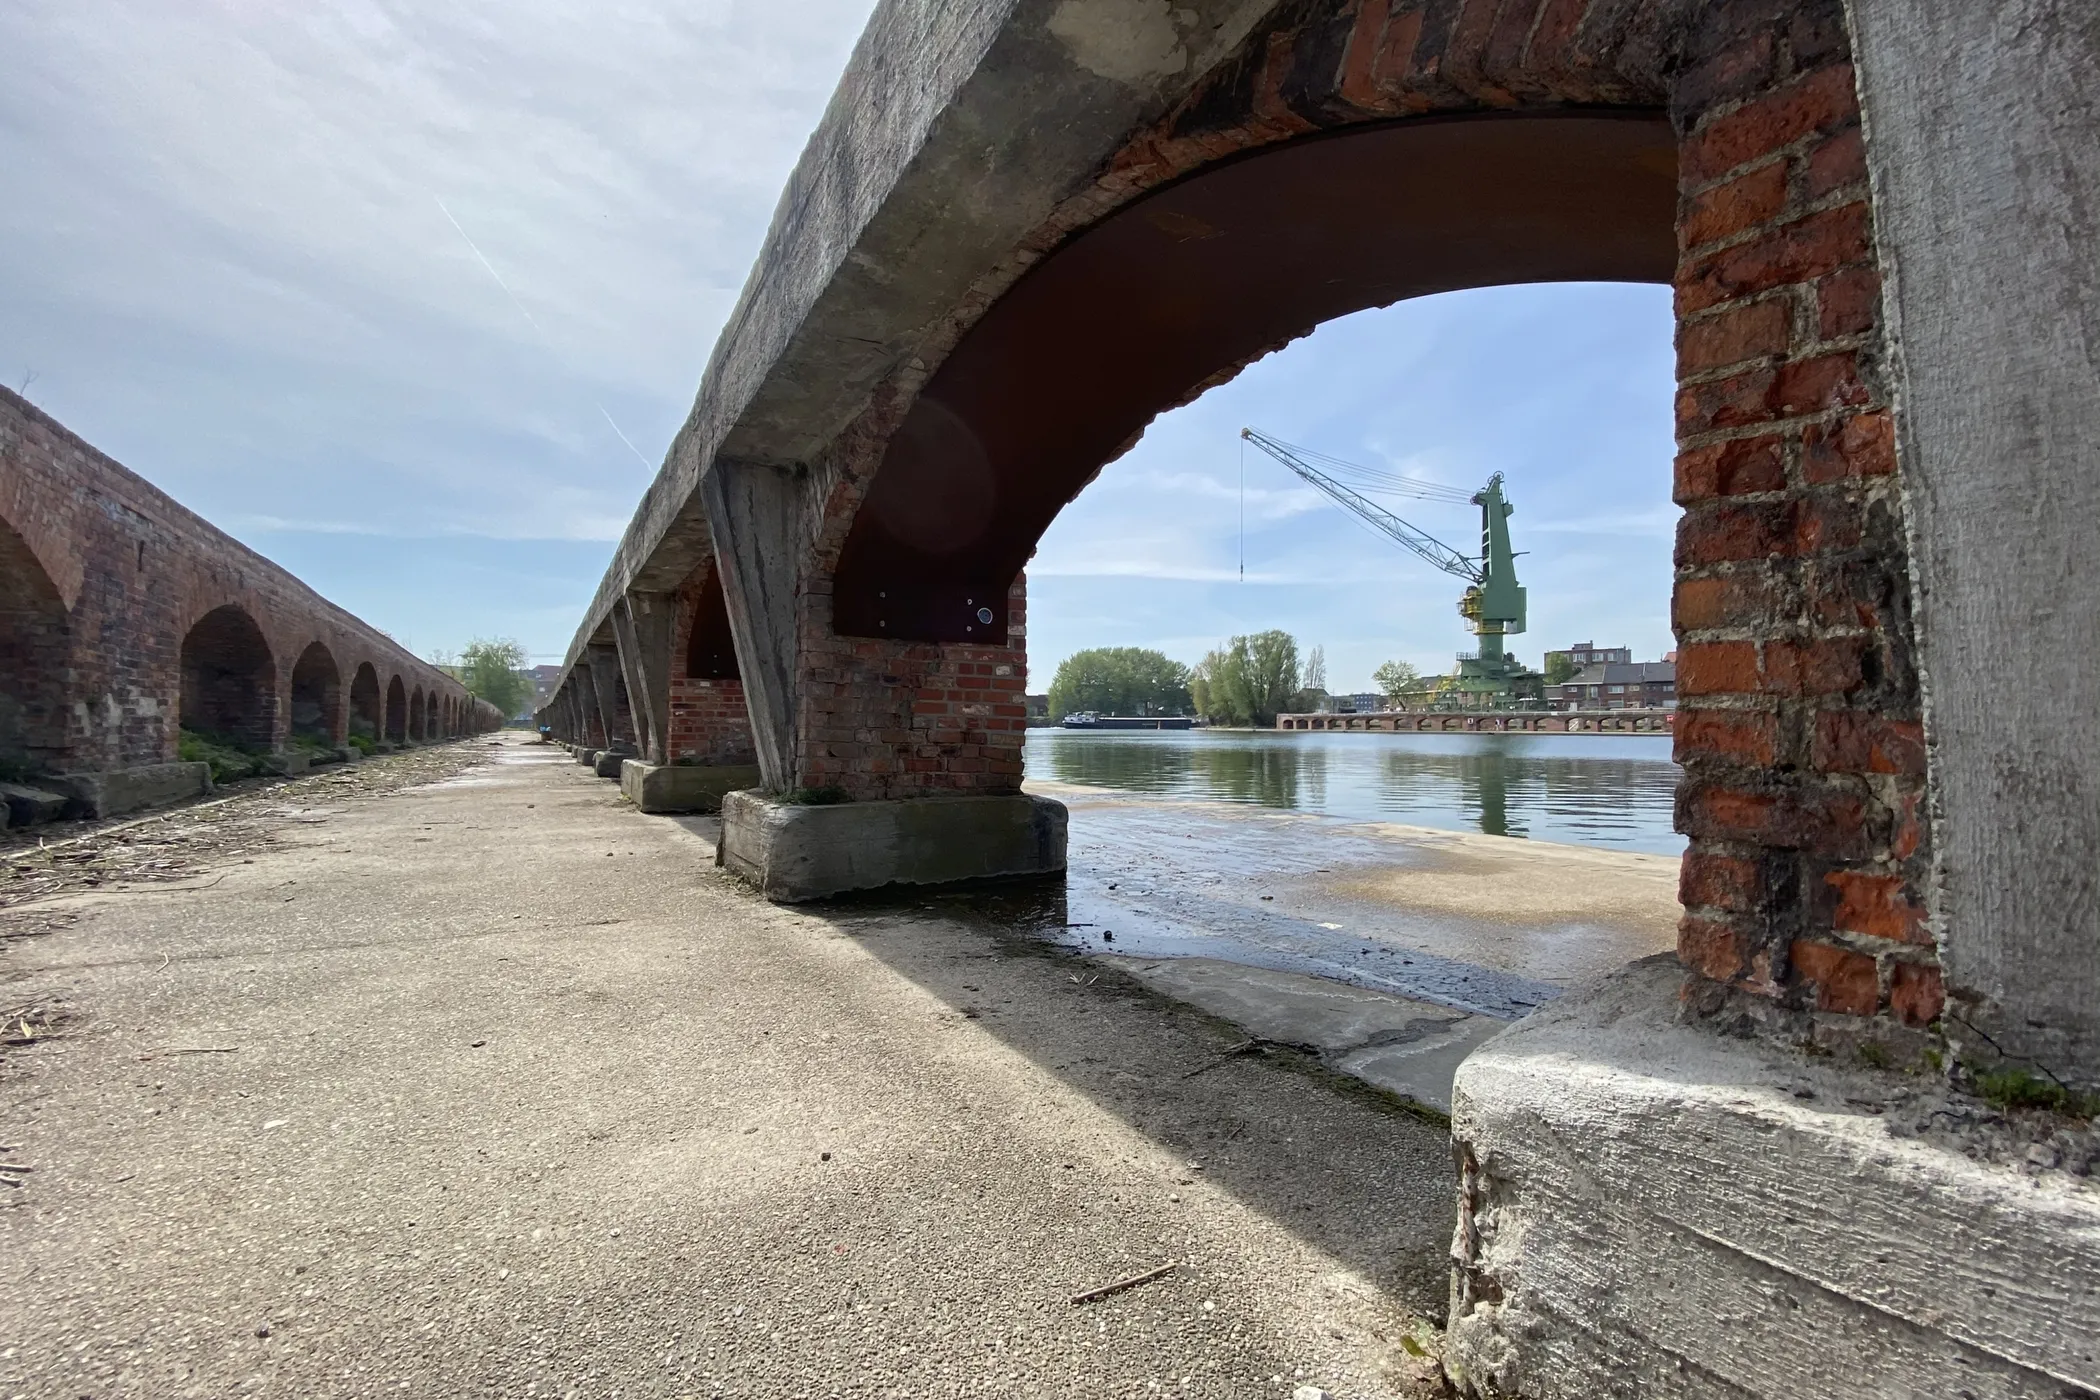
179 605 277 752
290 642 343 746
408 686 426 742
686 569 741 680
831 112 1677 642
349 664 382 743
0 515 71 777
385 675 407 743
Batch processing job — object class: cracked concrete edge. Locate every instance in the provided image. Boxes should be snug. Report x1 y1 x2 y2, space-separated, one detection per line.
1446 956 2100 1399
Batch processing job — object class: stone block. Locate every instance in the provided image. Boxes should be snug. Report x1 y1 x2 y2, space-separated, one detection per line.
0 783 67 827
273 750 312 775
576 748 601 768
719 791 1066 902
1445 956 2100 1398
593 751 625 779
49 762 212 819
619 760 761 814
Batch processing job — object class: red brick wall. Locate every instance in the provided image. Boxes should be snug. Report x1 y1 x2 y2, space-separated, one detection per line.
783 0 1933 1034
1666 13 1935 1030
794 574 1028 799
665 567 757 765
0 387 495 774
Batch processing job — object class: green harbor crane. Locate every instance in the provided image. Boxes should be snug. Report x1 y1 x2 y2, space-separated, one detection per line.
1240 428 1544 707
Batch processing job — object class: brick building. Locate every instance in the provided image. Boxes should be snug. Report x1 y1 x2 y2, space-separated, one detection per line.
1557 660 1677 709
1543 640 1631 674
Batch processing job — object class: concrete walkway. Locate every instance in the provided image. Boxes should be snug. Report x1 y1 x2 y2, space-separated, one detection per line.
1 736 1452 1399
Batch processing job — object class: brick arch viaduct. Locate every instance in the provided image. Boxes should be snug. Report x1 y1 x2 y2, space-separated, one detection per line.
1 387 502 819
541 2 2096 1391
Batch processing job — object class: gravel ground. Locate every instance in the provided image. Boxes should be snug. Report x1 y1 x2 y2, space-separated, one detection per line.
0 735 1454 1399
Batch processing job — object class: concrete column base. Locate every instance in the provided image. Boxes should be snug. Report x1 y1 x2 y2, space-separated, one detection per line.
592 751 626 779
575 748 601 768
619 760 760 814
1446 956 2100 1398
51 762 212 819
718 791 1067 902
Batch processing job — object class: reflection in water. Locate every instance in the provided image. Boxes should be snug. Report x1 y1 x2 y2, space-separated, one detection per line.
1028 728 1682 854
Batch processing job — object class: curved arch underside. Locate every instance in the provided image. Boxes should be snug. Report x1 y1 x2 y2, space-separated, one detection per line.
833 111 1677 642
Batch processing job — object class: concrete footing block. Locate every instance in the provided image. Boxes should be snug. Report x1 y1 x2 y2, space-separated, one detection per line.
575 748 601 768
619 760 760 814
1445 956 2100 1398
592 751 626 779
0 782 70 827
718 790 1067 902
49 762 213 819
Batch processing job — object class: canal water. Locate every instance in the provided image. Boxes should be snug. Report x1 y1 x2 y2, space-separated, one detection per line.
1025 727 1682 855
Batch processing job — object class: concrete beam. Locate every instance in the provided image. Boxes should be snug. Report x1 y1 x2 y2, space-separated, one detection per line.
1848 0 2100 1084
586 644 631 749
633 592 675 764
700 460 801 789
561 0 1280 670
572 664 604 750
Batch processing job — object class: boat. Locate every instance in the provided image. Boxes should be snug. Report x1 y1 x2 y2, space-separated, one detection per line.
1059 713 1194 730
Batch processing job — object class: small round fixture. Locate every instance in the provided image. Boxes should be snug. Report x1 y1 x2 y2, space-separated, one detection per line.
976 607 994 625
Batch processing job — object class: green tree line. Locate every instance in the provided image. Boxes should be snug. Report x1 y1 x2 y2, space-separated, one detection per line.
1047 635 1441 728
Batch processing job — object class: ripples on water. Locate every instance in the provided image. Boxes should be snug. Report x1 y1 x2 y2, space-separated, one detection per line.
1026 727 1684 855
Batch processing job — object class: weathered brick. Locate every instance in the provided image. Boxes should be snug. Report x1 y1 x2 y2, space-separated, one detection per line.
1802 409 1896 482
1803 123 1866 200
1680 913 1751 984
1676 641 1761 697
1678 203 1872 315
1889 961 1945 1027
1826 869 1928 943
1789 937 1879 1016
1813 710 1925 776
1678 297 1792 376
1675 366 1779 436
1681 162 1789 250
1675 433 1788 502
1762 637 1865 696
1681 849 1763 912
1816 265 1880 339
1773 350 1870 416
1677 500 1795 565
1675 708 1780 766
1682 63 1859 184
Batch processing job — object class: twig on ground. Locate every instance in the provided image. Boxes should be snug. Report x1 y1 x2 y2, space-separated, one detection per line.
1181 1039 1259 1080
1071 1261 1178 1305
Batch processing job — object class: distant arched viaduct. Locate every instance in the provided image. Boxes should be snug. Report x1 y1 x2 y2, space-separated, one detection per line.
1 387 502 819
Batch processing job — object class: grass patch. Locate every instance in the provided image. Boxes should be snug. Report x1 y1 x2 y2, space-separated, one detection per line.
1969 1063 2098 1117
177 729 267 784
346 733 376 756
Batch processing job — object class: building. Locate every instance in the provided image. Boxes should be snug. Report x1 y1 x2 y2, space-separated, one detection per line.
1557 660 1675 709
1334 692 1386 714
1544 640 1631 674
530 665 563 706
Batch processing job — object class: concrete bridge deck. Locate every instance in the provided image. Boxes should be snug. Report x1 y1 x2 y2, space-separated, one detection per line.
0 735 1453 1398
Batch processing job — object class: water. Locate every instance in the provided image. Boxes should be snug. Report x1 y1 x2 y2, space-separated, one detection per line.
1026 726 1683 855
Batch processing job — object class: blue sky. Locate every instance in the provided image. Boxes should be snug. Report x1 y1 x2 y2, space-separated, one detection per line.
1 1 1677 689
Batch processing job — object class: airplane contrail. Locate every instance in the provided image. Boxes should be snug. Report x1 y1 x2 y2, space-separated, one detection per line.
434 195 654 471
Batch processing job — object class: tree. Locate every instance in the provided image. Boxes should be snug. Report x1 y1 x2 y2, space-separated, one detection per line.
1047 647 1192 718
460 638 533 720
1303 645 1327 694
1543 651 1580 685
1373 658 1423 699
1190 630 1299 727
